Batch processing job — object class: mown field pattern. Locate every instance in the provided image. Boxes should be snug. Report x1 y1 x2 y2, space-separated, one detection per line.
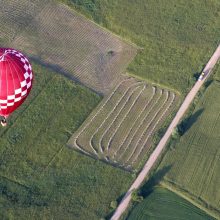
0 0 45 44
68 77 177 170
0 64 133 220
0 0 137 94
64 0 220 93
127 187 214 220
159 80 220 218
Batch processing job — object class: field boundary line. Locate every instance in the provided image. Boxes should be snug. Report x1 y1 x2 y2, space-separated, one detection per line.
0 175 29 189
58 2 140 50
40 146 65 176
127 72 182 96
161 182 220 220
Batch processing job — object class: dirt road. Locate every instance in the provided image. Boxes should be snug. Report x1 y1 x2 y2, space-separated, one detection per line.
111 44 220 220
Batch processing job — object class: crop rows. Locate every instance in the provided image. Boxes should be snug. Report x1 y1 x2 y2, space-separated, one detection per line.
68 77 177 169
160 81 220 216
0 0 46 44
127 187 214 220
3 1 137 94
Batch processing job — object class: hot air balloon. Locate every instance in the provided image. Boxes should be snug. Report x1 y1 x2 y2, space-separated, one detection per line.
0 48 33 126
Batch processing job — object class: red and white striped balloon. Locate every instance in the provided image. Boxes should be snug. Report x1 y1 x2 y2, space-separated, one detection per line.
0 48 33 118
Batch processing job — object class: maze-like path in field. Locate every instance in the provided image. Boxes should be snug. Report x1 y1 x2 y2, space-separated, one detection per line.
68 77 178 170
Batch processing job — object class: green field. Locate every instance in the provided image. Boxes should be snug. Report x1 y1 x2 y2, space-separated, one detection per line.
127 187 214 220
62 0 220 93
59 1 220 216
1 0 220 219
0 64 133 219
158 70 220 218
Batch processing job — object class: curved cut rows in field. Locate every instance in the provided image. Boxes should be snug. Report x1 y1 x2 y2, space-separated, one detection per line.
0 0 137 94
68 77 178 170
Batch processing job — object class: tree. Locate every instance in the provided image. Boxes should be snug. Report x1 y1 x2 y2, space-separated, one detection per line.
171 127 180 139
131 190 143 203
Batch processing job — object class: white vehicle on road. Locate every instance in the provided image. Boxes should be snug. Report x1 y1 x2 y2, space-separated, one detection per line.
198 72 205 81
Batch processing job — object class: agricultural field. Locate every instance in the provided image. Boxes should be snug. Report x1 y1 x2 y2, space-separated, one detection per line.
0 0 137 94
0 0 45 44
159 77 220 218
127 187 214 220
63 0 220 93
2 0 220 219
0 64 133 219
68 76 178 170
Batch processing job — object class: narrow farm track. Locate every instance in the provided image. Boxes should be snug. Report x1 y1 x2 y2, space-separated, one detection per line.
111 44 220 220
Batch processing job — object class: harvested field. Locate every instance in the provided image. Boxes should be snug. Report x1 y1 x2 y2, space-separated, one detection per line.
64 0 220 94
0 0 44 44
0 0 137 94
68 76 178 170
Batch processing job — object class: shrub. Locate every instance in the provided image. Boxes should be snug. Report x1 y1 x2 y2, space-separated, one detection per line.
110 200 118 209
131 190 143 203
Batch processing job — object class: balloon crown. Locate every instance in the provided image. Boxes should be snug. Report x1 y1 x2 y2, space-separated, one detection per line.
0 51 8 62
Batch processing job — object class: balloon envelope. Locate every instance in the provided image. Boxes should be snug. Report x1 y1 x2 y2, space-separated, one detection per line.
0 48 33 118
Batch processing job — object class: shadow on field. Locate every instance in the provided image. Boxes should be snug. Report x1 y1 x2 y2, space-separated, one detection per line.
204 79 213 89
140 165 172 198
193 72 200 80
30 56 102 96
105 166 173 219
178 108 204 136
193 63 209 81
